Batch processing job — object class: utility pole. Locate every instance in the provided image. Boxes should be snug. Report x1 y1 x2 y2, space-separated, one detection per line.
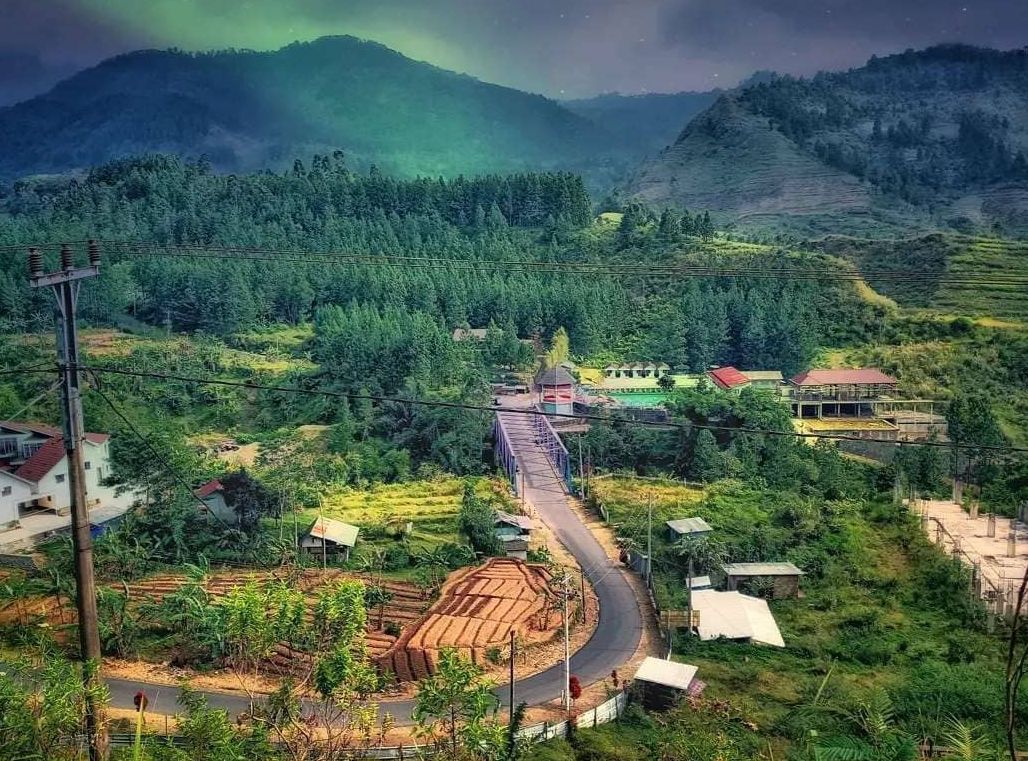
508 628 516 724
28 243 107 761
562 572 572 715
577 436 585 499
646 493 653 586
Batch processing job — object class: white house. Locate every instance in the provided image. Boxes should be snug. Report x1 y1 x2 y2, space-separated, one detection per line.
0 421 135 534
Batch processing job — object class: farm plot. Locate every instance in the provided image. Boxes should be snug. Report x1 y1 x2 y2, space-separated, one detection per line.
0 567 431 679
376 558 559 682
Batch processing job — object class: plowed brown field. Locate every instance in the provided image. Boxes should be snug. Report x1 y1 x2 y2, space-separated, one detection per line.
375 557 558 681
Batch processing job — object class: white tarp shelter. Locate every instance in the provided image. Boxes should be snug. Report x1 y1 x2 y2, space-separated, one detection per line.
691 589 785 647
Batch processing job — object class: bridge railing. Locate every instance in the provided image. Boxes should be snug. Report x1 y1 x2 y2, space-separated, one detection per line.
533 413 574 493
493 414 520 496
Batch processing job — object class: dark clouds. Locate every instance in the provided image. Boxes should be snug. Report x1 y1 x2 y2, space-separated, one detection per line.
0 0 1025 100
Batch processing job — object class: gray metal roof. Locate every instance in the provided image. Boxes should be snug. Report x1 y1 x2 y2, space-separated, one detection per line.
723 562 804 576
666 517 713 535
633 656 698 690
494 510 536 531
535 366 575 386
306 517 360 547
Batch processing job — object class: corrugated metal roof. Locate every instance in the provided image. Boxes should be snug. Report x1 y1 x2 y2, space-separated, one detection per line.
666 517 713 535
688 575 713 590
495 510 535 531
194 479 224 498
723 562 804 576
0 421 63 437
691 589 784 647
740 370 784 382
535 366 575 386
306 517 360 547
790 368 897 386
707 366 750 389
634 656 698 690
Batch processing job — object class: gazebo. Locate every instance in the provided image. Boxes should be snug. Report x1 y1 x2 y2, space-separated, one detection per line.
535 366 575 415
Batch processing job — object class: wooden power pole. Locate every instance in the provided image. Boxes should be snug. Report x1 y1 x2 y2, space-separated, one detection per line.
28 243 107 760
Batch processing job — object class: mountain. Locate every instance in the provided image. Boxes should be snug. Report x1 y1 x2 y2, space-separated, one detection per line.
564 90 721 155
628 46 1028 234
0 36 621 182
0 53 77 107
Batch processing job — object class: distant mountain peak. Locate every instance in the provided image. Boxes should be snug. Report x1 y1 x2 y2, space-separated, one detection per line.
627 44 1028 235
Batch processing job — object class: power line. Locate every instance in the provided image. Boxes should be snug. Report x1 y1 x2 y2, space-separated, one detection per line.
88 380 275 569
73 365 1028 454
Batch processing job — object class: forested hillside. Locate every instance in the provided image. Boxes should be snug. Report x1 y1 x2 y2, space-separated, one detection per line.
0 36 624 183
629 45 1028 234
0 155 876 380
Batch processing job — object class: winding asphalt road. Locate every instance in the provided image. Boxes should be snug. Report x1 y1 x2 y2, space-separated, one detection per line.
101 407 643 720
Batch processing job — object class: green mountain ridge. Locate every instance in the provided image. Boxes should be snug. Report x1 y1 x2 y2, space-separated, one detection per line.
0 36 628 183
628 45 1028 235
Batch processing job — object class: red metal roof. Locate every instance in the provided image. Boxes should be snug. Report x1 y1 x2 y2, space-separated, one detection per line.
707 366 750 390
194 479 224 498
84 433 110 444
790 368 898 386
14 437 66 483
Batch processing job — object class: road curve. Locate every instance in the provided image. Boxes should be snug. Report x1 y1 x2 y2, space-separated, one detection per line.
99 409 643 720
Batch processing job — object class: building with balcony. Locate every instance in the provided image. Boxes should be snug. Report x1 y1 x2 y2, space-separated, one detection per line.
789 368 899 418
0 421 135 540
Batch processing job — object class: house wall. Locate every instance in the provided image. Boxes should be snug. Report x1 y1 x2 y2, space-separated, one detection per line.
0 473 31 527
727 574 800 599
34 458 72 513
200 493 237 525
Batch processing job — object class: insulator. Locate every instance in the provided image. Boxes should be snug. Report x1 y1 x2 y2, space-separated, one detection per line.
88 239 100 266
60 243 74 270
28 248 43 277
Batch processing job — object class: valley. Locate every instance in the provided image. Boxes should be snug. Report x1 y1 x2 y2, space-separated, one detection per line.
0 28 1026 761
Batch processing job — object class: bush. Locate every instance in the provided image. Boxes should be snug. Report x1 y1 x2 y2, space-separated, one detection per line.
382 543 411 571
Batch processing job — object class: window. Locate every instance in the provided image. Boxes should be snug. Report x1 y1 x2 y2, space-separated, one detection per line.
0 438 16 457
55 474 65 484
84 461 91 470
20 443 42 459
1 486 11 496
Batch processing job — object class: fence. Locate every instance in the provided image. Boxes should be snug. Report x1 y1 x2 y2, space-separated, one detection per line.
102 692 628 758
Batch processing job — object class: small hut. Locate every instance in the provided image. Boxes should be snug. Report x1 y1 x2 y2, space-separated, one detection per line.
722 562 805 599
300 517 360 561
633 657 701 710
666 517 713 542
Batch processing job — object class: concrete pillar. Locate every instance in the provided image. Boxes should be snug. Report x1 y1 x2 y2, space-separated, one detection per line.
952 536 962 557
987 513 997 538
1009 529 1018 558
953 479 963 505
970 501 979 520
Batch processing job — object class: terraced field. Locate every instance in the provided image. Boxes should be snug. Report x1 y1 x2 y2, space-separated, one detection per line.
0 567 431 674
933 237 1028 321
375 558 558 682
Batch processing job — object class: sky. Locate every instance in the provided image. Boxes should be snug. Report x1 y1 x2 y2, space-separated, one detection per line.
1 0 1027 100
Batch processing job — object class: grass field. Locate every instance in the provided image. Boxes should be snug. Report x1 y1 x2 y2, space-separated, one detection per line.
577 476 1026 756
296 476 514 555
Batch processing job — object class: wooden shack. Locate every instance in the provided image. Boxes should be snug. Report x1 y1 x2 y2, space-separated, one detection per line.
722 562 804 599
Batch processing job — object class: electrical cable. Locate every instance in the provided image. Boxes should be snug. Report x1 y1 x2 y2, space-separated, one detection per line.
76 365 1028 454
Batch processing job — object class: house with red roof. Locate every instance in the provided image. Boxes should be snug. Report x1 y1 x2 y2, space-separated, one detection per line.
706 367 785 393
193 478 240 526
788 368 898 419
0 421 132 535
